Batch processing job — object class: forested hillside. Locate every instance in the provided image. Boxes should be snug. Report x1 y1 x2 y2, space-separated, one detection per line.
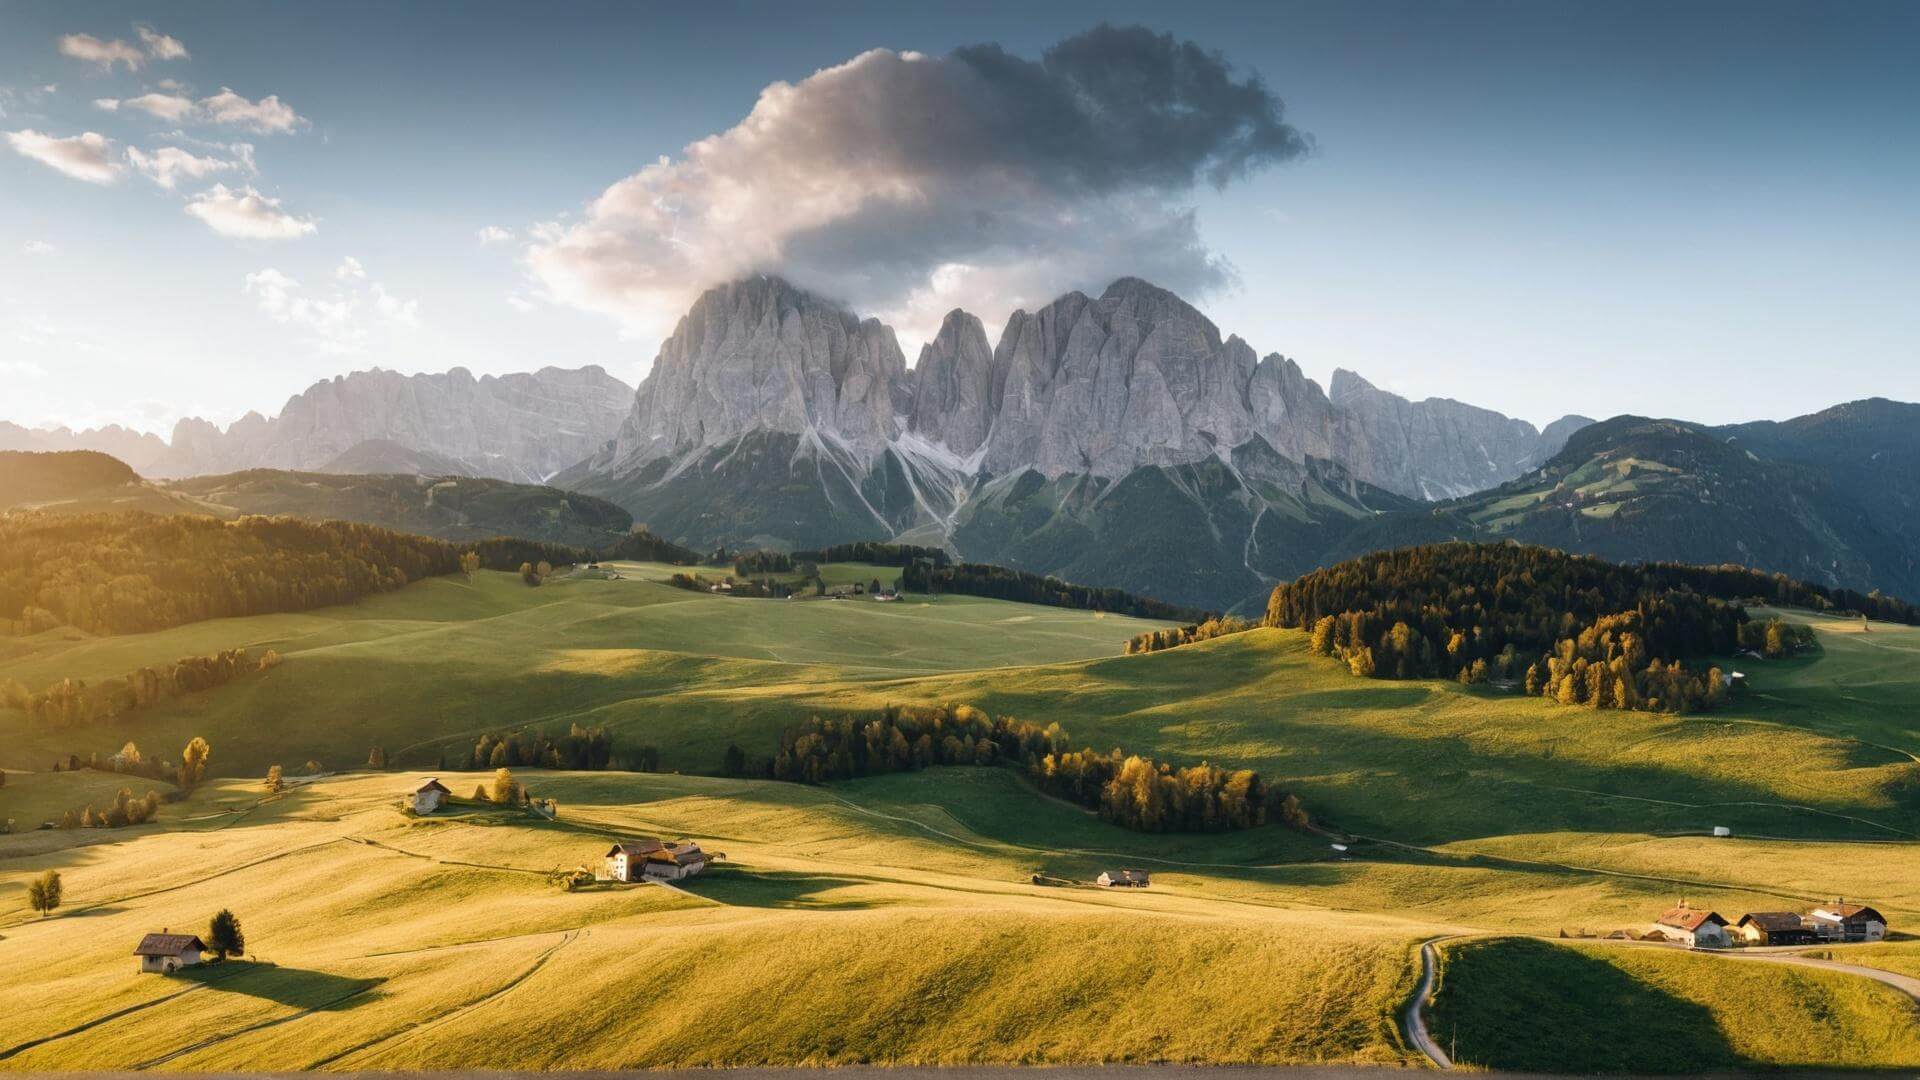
0 512 463 635
168 469 640 548
1263 543 1916 713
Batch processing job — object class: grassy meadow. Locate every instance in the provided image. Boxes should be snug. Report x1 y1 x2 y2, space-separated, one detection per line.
1428 936 1920 1072
3 565 1919 1070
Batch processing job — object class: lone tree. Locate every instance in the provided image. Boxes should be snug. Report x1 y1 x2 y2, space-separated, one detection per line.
491 767 517 804
264 765 284 792
27 870 62 917
207 909 245 960
180 736 211 788
367 746 387 769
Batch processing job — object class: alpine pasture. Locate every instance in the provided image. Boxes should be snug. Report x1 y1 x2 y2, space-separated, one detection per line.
3 562 1918 1070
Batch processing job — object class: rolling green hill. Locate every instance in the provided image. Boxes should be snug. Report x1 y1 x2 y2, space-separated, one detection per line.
4 554 1919 1071
1338 415 1920 603
1 451 649 551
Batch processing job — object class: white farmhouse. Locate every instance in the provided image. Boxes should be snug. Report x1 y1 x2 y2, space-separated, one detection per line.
1808 902 1887 942
133 932 206 974
1650 902 1730 947
410 778 451 815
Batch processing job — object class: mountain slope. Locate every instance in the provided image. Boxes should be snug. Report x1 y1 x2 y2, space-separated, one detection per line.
167 469 639 548
1426 416 1919 599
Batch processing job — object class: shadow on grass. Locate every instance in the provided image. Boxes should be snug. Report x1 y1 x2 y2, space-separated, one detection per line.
1429 937 1737 1073
178 960 383 1010
695 866 885 910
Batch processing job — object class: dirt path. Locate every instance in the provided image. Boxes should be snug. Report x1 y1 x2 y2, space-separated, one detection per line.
1400 937 1453 1070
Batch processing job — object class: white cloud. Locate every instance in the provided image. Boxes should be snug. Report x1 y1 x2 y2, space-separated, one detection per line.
199 88 307 134
244 262 420 354
120 92 197 122
91 97 119 111
137 26 190 61
95 89 308 134
477 225 512 245
22 240 57 255
127 143 251 189
506 295 536 313
4 129 122 183
184 184 317 240
58 33 146 72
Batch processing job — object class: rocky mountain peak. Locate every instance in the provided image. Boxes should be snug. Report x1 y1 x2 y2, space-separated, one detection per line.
605 275 910 472
907 309 997 459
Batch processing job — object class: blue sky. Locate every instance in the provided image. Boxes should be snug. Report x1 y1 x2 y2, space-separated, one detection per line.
2 0 1915 435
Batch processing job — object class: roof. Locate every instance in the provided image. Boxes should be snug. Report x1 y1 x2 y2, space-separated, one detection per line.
650 841 706 865
415 778 451 794
1738 912 1806 932
1656 905 1727 931
1813 903 1885 922
133 933 205 957
606 839 666 858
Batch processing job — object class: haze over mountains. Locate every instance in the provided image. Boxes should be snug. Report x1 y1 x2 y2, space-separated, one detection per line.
1 365 633 485
6 273 1917 612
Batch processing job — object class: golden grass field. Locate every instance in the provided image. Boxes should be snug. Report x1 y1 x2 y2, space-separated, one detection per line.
3 568 1918 1070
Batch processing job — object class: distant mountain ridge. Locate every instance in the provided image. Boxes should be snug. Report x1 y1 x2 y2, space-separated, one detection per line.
1 365 634 485
558 275 1590 608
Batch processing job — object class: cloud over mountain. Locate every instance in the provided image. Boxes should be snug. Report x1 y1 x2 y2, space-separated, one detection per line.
529 23 1309 346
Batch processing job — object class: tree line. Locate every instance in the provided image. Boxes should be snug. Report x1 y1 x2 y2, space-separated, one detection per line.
727 703 1306 834
465 723 642 771
1263 542 1893 714
3 647 279 727
0 511 465 636
791 542 952 568
1125 615 1255 655
901 561 1210 622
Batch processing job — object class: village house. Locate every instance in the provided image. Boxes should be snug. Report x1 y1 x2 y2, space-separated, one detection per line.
1735 911 1819 946
603 838 712 882
410 777 451 815
1650 901 1730 947
1096 869 1150 888
1808 902 1888 942
133 931 206 974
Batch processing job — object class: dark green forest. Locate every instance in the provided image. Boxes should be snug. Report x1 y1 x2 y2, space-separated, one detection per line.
1262 542 1916 713
902 561 1210 622
738 703 1305 834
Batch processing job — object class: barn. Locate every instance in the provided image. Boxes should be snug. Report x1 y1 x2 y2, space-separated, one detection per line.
410 778 451 814
1650 902 1730 947
1735 912 1818 946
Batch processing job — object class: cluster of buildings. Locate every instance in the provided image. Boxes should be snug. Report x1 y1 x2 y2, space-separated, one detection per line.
1651 899 1888 948
601 838 714 882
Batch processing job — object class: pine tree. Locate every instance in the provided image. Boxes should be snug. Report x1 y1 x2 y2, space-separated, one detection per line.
207 909 245 959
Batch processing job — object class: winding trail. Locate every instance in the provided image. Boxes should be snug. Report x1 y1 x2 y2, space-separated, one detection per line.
1400 937 1453 1070
1580 937 1920 1008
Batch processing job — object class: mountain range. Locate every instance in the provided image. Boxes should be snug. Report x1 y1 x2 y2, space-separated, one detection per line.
7 274 1916 613
1 365 633 485
553 275 1594 607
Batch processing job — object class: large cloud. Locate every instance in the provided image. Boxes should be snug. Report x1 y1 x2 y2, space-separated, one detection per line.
4 129 122 183
528 24 1309 345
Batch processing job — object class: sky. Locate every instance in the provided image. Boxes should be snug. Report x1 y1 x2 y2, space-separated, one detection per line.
2 0 1916 437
